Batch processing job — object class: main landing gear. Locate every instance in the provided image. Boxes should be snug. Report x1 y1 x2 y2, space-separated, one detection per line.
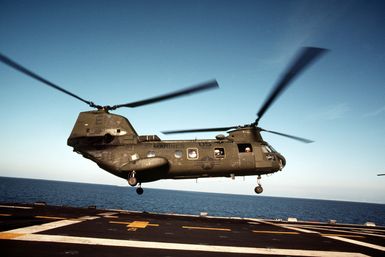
254 175 263 194
128 171 144 195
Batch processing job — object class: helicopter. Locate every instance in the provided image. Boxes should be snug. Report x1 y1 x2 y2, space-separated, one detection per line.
0 47 327 195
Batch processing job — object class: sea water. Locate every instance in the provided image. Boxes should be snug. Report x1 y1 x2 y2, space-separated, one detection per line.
0 176 384 226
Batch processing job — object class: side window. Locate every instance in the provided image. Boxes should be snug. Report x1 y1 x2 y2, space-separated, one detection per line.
147 151 156 158
238 144 252 153
174 150 182 159
187 148 199 160
214 148 225 158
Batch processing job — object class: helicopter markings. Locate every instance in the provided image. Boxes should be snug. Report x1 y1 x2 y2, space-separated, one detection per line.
198 142 212 147
153 143 184 149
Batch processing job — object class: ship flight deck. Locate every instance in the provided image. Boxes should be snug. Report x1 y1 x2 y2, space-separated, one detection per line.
1 203 384 256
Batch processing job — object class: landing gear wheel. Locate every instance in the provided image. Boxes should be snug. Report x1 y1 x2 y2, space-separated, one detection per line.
254 186 263 194
136 187 144 195
128 177 138 186
128 171 138 187
254 175 263 194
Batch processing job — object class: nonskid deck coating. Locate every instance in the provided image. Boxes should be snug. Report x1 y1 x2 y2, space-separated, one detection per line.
0 203 384 256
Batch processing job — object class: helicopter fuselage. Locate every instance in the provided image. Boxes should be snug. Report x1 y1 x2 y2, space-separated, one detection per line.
67 110 286 184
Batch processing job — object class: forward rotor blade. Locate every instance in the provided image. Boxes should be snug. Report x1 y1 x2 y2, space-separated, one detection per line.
260 128 314 143
162 126 237 134
113 80 219 109
256 47 328 123
0 52 94 107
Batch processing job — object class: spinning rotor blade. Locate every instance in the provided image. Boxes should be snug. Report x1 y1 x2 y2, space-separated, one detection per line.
255 47 328 124
162 126 237 135
112 80 219 109
260 128 313 143
0 52 218 110
0 52 95 108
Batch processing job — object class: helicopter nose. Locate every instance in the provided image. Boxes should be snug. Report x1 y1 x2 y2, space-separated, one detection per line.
277 154 286 169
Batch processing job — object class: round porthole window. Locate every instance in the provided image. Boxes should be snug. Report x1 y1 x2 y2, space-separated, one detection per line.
174 150 182 158
147 151 156 158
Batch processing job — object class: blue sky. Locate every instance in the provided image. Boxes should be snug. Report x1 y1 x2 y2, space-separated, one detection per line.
1 0 384 203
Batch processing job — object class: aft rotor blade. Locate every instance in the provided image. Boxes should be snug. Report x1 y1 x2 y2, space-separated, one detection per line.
162 126 237 134
0 52 94 107
260 128 314 143
256 47 328 124
113 80 219 109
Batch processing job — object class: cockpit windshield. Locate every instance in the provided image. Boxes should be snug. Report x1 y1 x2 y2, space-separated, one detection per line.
262 143 277 153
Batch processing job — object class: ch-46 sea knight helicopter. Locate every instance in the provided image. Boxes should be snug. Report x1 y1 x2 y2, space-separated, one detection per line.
0 47 327 195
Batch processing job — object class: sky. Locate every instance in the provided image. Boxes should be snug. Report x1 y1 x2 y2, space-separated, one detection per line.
0 0 384 203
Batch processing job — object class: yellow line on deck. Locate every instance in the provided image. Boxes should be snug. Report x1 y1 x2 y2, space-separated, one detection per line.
0 213 12 217
182 226 231 232
0 232 24 239
321 234 364 238
35 216 69 220
252 230 299 235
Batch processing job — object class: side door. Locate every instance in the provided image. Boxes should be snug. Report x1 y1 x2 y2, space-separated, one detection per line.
237 143 255 170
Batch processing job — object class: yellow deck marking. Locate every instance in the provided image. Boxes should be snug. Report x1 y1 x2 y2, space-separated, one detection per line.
35 216 68 220
252 230 299 235
0 232 23 239
98 212 118 216
128 221 149 228
105 216 118 219
321 234 364 238
0 213 12 217
110 221 158 228
182 226 231 232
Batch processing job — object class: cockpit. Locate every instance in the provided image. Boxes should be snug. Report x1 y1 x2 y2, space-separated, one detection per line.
261 143 286 169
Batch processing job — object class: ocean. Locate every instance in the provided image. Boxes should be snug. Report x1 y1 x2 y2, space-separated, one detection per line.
1 176 384 226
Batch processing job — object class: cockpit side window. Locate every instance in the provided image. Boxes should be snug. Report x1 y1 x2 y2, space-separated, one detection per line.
262 144 276 153
237 143 252 153
262 145 271 153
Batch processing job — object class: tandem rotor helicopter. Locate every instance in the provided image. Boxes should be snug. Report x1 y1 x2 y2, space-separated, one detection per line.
0 47 327 195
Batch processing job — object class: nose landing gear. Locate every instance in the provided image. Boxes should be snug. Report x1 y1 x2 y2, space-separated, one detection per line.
254 175 263 194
